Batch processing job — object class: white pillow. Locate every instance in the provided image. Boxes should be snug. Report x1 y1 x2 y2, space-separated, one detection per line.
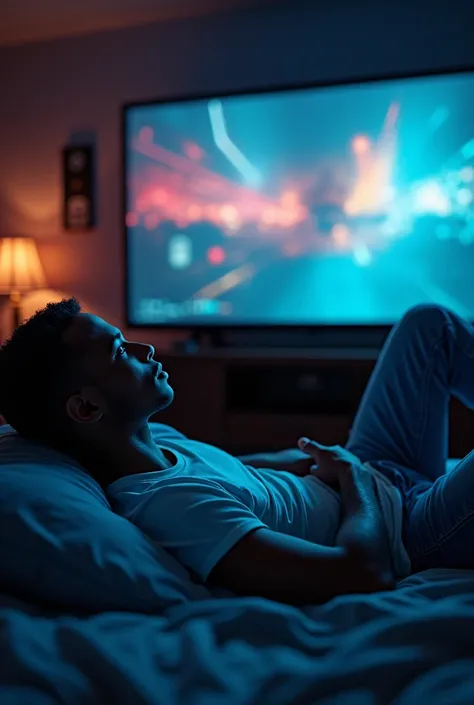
0 424 208 613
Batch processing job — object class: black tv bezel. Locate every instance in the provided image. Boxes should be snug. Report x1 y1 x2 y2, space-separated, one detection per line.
122 63 474 341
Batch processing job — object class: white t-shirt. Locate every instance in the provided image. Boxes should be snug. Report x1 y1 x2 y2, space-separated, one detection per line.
108 435 411 583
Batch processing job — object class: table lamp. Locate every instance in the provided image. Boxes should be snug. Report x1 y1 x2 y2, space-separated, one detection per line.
0 237 46 331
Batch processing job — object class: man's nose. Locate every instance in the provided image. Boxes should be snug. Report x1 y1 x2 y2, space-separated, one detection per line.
135 343 155 361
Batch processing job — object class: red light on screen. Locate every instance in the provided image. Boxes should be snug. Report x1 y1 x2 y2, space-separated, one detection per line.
145 213 159 230
125 213 138 228
151 189 168 206
219 204 238 225
183 141 204 161
187 204 203 221
125 212 139 227
138 126 154 143
261 207 277 225
281 190 299 207
207 246 226 265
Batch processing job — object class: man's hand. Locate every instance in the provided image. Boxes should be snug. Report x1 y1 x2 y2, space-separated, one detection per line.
239 442 362 479
238 448 313 476
270 448 315 476
298 437 395 590
297 438 363 487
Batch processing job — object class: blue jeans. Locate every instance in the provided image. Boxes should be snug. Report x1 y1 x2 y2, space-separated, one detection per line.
345 304 474 572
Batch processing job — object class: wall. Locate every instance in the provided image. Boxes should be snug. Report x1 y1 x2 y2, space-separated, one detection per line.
0 0 473 343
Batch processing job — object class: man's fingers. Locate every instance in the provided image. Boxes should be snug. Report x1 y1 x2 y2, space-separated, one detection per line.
297 437 326 457
297 437 314 453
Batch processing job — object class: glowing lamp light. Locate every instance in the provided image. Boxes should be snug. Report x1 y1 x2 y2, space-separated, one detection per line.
0 237 46 330
207 246 226 265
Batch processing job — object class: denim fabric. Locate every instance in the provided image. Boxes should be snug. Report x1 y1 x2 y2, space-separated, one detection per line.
346 304 474 571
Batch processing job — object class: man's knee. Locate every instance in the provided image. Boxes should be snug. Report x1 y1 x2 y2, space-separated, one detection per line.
398 303 451 335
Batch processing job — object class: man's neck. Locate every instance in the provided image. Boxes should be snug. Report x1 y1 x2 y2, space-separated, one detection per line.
74 421 174 488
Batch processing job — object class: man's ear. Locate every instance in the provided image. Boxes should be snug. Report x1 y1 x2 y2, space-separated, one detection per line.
65 389 104 424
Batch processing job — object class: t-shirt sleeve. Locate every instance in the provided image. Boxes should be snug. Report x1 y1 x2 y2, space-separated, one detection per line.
120 477 266 582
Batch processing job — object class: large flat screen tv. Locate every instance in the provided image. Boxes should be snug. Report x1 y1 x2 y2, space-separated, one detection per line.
123 68 474 328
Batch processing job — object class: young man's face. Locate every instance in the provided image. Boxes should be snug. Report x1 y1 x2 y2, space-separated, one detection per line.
62 313 173 428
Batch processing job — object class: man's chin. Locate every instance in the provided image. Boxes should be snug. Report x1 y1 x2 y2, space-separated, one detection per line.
155 383 174 411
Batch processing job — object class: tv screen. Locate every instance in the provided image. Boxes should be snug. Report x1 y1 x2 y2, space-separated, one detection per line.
124 70 474 327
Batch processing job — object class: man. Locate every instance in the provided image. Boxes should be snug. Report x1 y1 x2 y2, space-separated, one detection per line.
1 300 473 606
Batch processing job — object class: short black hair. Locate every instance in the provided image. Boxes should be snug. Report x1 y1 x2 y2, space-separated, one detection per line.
0 298 82 444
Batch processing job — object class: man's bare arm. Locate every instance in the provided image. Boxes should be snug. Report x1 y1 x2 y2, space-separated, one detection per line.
209 443 395 605
299 438 394 581
334 463 394 582
237 452 281 468
208 528 392 605
237 448 312 475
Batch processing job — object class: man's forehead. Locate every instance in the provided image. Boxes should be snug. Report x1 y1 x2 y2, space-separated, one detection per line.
63 313 119 349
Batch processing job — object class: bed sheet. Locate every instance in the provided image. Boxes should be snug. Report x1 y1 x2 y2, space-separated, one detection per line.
1 569 474 705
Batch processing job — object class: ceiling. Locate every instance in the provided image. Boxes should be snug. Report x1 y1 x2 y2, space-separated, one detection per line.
0 0 271 47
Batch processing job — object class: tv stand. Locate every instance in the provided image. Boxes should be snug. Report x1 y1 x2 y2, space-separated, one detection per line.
173 327 393 353
154 348 474 458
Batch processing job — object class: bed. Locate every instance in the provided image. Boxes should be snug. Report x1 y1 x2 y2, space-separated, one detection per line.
1 425 474 704
2 569 474 704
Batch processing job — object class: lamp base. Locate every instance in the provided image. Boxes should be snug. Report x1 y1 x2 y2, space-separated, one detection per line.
10 292 22 331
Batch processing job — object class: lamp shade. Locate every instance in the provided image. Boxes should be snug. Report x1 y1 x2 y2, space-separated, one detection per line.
0 237 46 293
